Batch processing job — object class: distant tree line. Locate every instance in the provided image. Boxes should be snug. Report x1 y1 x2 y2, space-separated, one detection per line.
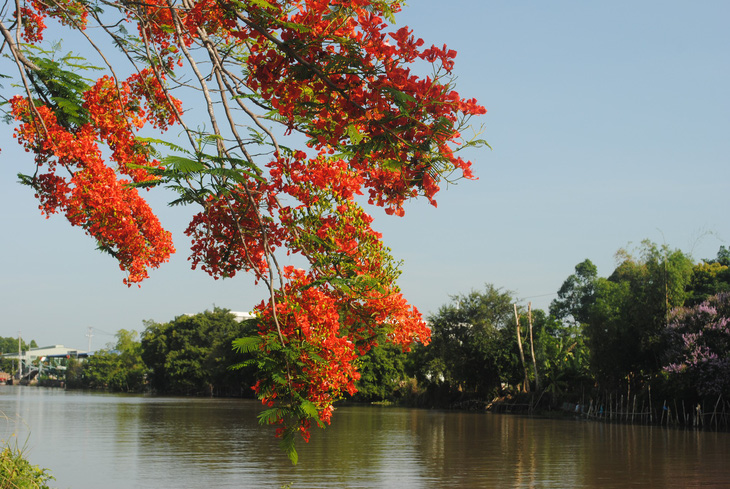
66 308 258 396
62 241 730 424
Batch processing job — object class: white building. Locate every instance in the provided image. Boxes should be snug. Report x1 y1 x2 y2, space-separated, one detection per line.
230 311 256 322
2 344 88 364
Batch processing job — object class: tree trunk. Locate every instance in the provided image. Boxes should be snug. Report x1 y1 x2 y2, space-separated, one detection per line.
513 304 530 393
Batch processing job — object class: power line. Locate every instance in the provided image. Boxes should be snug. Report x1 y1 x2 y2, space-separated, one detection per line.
519 292 557 299
92 328 116 336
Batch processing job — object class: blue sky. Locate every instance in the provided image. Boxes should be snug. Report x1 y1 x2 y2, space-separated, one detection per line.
1 1 728 349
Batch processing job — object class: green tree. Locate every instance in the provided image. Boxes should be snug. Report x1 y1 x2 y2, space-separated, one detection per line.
416 285 515 401
583 276 634 386
551 241 694 391
550 259 598 326
141 308 257 396
0 337 35 353
351 339 411 403
613 242 693 372
68 329 146 392
686 247 730 306
0 337 38 374
570 241 694 388
711 245 730 266
532 310 590 398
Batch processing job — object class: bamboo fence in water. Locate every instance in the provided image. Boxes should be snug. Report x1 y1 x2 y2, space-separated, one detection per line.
572 393 730 430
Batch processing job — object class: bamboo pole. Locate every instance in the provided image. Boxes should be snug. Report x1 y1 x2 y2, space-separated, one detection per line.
695 404 701 427
674 399 679 426
620 395 625 422
527 303 540 391
711 395 721 429
648 384 653 423
609 393 613 421
640 399 645 424
632 395 637 423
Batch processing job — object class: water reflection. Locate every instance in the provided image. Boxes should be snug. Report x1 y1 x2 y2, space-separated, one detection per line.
1 386 728 488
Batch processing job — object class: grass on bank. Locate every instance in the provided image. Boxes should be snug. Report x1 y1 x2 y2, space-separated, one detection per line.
0 438 54 489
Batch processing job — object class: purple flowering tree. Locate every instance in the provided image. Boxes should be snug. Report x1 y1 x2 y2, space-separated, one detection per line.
664 293 730 398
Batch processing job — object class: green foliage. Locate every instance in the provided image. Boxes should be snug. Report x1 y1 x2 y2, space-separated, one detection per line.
63 358 83 387
711 245 730 267
550 259 597 326
533 310 591 395
0 338 34 354
686 247 730 306
416 285 515 400
583 277 635 385
67 329 146 392
141 308 258 396
24 44 98 129
279 429 298 466
351 340 411 402
231 336 263 355
342 241 728 407
552 241 695 390
0 441 54 489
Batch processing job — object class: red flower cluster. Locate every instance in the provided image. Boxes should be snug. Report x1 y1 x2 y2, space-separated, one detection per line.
17 6 46 42
10 72 178 284
16 0 87 42
254 267 361 418
253 265 428 439
238 1 485 214
185 183 283 280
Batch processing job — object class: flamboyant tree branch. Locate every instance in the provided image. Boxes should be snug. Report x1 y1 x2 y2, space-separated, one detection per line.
2 0 486 463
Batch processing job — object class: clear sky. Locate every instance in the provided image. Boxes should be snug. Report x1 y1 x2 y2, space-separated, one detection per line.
1 0 728 350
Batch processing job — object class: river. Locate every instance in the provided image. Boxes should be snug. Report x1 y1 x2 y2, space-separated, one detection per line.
0 386 727 488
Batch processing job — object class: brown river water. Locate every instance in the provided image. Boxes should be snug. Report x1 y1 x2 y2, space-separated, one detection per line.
1 386 728 488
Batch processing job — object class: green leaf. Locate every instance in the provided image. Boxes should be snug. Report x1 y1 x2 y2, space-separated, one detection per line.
347 124 364 144
228 359 257 370
381 86 416 113
137 137 187 154
277 19 312 33
279 430 299 465
299 400 319 419
381 159 401 171
126 179 160 189
247 0 275 9
17 173 35 187
271 373 287 385
257 407 281 425
161 155 206 173
232 336 263 354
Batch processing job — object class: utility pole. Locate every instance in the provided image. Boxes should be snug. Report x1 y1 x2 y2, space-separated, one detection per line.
17 331 22 379
86 327 94 353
